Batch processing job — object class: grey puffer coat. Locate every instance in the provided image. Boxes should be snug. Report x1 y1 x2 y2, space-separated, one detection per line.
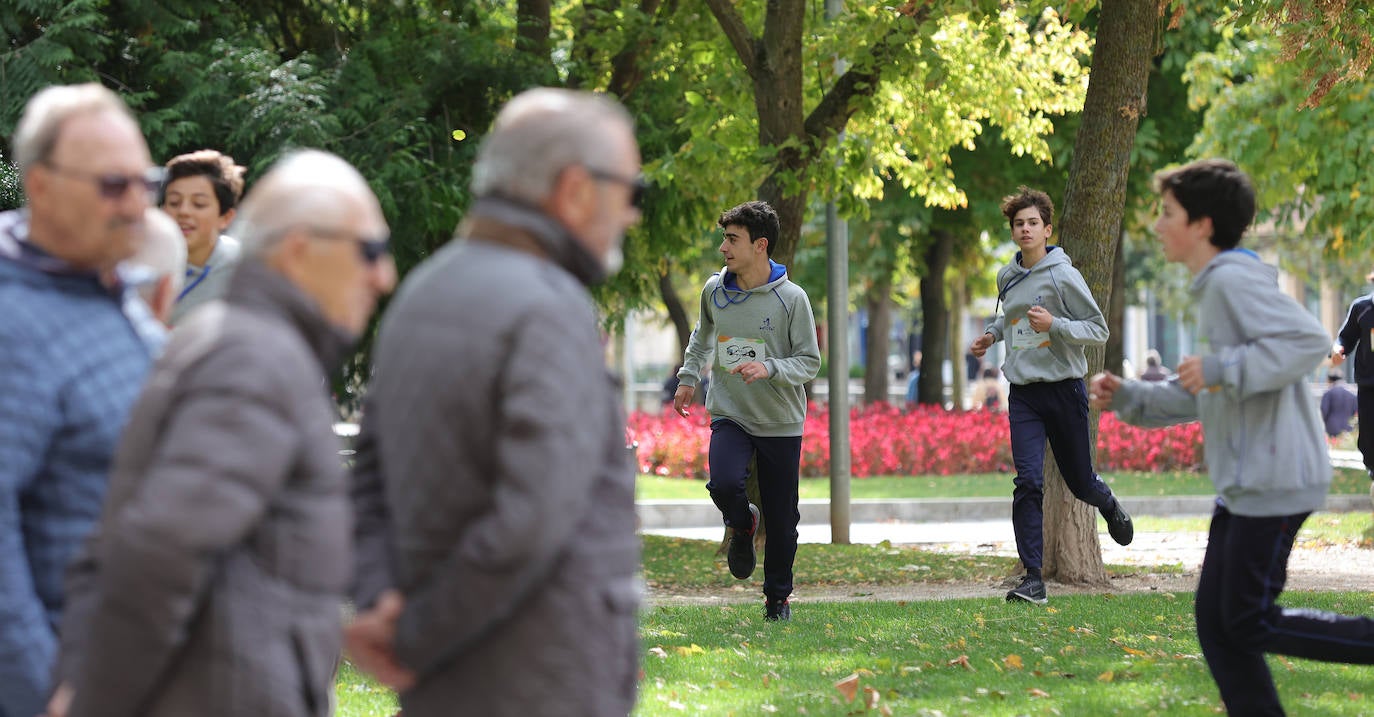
352 198 641 717
60 259 356 717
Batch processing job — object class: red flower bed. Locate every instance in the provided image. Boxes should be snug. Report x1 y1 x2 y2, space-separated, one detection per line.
627 404 1205 479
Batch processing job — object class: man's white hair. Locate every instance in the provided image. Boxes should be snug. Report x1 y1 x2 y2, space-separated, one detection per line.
131 208 187 299
470 88 634 204
229 149 382 256
12 83 136 176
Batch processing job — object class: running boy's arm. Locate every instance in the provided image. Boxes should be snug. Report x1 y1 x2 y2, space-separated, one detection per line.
1202 273 1330 398
764 289 821 386
1102 376 1200 427
1048 267 1109 346
676 276 719 389
1335 297 1365 357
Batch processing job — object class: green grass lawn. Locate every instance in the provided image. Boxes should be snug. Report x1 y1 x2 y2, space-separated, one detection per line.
337 591 1374 716
1135 510 1374 546
637 468 1372 501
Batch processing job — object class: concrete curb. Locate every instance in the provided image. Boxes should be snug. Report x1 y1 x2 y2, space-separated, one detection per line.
636 494 1373 530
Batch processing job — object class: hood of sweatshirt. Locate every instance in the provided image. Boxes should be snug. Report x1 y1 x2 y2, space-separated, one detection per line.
711 259 788 309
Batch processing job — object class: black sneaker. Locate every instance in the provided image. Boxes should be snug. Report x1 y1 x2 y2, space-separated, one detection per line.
727 504 760 579
1101 497 1134 546
765 596 791 621
1005 575 1047 605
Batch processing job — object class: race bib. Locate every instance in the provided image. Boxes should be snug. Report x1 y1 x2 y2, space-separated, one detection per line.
1008 316 1050 351
718 335 767 369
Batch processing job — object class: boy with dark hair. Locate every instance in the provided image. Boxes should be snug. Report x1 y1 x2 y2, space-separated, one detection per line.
673 200 821 621
1091 158 1374 715
969 186 1133 605
160 149 248 324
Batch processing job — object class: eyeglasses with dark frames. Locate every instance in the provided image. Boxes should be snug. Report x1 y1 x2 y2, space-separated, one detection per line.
41 161 165 200
301 226 392 265
584 167 647 210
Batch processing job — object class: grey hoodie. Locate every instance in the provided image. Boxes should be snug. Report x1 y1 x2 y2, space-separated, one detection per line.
1108 249 1331 516
984 246 1108 385
678 261 821 437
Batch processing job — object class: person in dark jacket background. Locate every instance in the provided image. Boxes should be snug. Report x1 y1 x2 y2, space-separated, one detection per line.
1320 370 1359 443
1332 274 1374 478
347 88 644 717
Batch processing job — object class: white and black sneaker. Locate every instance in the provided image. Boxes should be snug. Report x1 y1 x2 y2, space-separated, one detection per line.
1006 575 1048 605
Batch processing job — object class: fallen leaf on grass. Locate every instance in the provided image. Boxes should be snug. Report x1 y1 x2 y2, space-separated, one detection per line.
1028 688 1051 698
648 647 668 659
1098 671 1115 682
1003 654 1023 670
834 673 860 703
863 685 881 710
948 654 975 671
673 644 705 656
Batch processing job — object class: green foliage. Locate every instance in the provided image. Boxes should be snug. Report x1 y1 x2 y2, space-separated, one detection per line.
0 0 107 135
1186 29 1374 257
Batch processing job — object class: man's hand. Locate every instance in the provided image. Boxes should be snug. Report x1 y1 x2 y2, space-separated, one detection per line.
729 361 769 384
345 590 416 692
1088 372 1121 411
672 385 695 417
1332 342 1347 367
44 682 73 717
1176 355 1207 394
969 332 994 359
1026 306 1055 333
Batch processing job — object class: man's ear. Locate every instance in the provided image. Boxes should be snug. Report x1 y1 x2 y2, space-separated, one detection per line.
756 236 769 256
1044 223 1052 238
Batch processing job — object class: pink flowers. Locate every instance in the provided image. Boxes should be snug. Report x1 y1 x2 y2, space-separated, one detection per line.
627 404 1204 478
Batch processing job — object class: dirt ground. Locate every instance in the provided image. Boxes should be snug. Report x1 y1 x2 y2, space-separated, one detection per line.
647 530 1374 606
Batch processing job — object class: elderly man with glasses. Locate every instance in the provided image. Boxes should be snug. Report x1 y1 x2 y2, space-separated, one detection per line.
49 149 396 717
0 83 166 717
347 87 644 717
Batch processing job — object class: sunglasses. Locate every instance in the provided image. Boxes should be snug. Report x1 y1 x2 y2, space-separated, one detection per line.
585 167 647 210
302 226 392 265
42 161 165 200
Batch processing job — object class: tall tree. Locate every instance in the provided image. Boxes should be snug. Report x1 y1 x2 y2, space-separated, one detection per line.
1043 0 1156 585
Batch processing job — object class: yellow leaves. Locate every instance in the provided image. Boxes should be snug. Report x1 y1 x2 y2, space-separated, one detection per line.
1003 654 1024 670
673 644 704 656
1097 670 1115 682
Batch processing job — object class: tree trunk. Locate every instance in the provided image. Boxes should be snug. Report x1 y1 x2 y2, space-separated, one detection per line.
1042 0 1154 586
918 229 953 406
950 274 968 410
660 270 692 359
863 283 893 405
516 0 551 57
1104 226 1126 376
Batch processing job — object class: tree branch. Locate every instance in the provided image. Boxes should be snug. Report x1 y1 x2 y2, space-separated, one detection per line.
803 5 929 142
702 0 760 79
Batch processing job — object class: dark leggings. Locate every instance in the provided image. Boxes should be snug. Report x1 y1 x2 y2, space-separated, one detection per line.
1007 378 1115 573
1196 504 1374 715
706 419 802 601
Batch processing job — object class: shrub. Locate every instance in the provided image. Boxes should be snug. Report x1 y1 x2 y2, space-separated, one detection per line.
627 404 1204 479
